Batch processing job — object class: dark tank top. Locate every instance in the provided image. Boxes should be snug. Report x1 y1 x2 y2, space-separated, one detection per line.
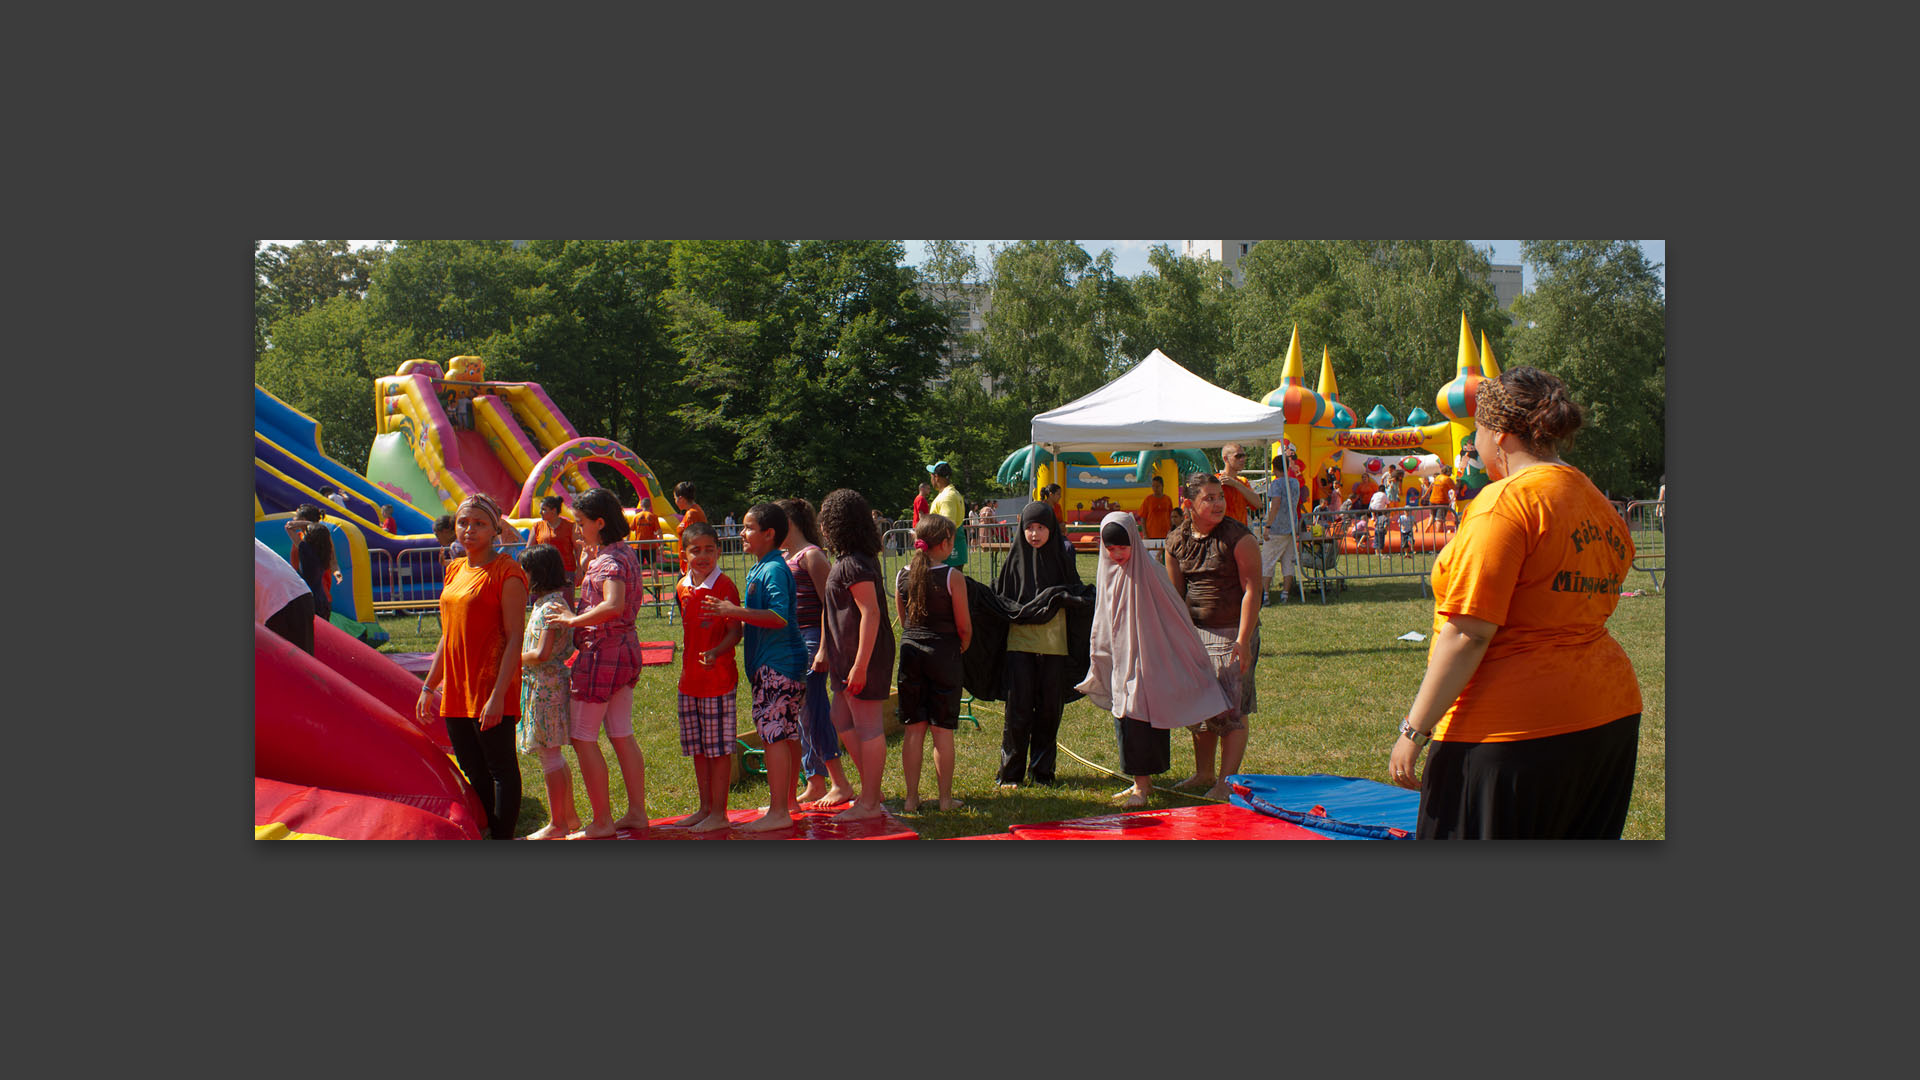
1167 516 1252 629
895 564 958 639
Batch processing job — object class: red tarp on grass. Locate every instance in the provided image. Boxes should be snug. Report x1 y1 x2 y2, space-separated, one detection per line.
1005 802 1328 840
542 805 918 841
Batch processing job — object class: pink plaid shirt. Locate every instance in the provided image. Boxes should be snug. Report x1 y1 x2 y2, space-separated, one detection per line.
569 540 642 703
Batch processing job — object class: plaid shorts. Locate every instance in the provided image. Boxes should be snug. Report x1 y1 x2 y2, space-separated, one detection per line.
678 692 737 759
749 666 805 745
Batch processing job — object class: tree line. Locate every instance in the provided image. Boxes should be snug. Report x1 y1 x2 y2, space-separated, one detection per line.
255 239 1665 517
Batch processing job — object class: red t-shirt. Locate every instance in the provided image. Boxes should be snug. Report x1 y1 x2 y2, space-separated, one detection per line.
675 566 740 698
912 493 930 528
531 518 577 579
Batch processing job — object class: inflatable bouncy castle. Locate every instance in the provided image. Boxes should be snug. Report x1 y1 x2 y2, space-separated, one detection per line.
995 445 1211 529
1258 315 1498 555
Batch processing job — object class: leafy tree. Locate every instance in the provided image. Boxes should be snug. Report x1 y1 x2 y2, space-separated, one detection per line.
1506 240 1666 497
1116 244 1235 383
361 240 541 368
255 296 395 467
255 240 387 355
666 240 947 513
968 241 1131 465
1230 240 1507 419
511 240 678 502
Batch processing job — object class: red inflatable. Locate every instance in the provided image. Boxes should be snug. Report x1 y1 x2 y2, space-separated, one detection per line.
312 615 454 753
255 622 484 838
1006 803 1328 841
256 777 478 840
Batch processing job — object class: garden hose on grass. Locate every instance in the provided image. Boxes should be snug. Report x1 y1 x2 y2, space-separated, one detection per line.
965 698 1226 804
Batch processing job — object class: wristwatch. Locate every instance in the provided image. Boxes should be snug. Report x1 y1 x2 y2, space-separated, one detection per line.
1398 718 1431 747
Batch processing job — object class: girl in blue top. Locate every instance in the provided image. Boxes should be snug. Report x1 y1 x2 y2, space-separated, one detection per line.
703 501 809 833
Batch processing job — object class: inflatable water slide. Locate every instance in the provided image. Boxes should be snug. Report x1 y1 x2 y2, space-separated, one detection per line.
256 357 681 625
368 356 679 528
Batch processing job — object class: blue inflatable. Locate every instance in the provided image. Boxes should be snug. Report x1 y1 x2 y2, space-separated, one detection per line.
1226 774 1419 840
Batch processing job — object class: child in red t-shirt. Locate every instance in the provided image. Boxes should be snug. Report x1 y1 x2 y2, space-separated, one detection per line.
670 523 741 832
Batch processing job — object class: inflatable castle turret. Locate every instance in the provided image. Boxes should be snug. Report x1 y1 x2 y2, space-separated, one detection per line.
1317 346 1356 430
1261 326 1331 468
1260 314 1496 502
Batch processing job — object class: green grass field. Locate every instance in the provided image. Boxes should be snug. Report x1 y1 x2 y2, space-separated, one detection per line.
377 533 1665 840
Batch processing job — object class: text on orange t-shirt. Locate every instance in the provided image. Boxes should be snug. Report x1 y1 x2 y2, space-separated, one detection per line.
1427 465 1641 743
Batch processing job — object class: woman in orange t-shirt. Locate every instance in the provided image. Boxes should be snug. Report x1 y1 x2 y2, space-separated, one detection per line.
1387 368 1642 839
417 493 530 840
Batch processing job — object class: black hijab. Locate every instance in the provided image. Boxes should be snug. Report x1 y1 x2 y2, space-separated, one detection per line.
997 500 1080 603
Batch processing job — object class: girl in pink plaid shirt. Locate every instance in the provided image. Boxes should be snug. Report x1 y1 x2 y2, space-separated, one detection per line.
548 488 649 839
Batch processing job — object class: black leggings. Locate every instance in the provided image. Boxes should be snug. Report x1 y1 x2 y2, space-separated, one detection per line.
445 716 522 840
1000 651 1065 785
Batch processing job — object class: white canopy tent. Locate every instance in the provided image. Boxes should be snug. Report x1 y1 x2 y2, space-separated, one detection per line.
1027 348 1302 600
1029 348 1287 453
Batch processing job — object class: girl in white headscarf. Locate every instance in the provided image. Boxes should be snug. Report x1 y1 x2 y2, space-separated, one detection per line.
1076 512 1232 807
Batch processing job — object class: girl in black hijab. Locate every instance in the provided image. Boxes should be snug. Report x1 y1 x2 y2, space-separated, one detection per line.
991 501 1083 786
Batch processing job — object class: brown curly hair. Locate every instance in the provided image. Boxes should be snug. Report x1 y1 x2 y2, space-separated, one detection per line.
1474 366 1584 456
817 488 881 558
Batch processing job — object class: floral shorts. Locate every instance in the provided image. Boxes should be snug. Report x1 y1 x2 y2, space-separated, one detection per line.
749 666 804 745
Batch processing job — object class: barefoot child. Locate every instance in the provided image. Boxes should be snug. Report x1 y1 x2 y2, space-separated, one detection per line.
895 513 972 812
815 488 895 822
517 543 579 839
776 497 856 808
703 503 810 832
671 521 741 832
1076 513 1231 807
545 488 650 838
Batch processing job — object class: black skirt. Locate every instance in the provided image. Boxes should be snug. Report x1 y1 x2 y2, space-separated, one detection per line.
1114 716 1172 778
1417 713 1641 839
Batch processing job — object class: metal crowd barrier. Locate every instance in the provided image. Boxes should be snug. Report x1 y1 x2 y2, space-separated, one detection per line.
1265 504 1460 604
1623 499 1665 592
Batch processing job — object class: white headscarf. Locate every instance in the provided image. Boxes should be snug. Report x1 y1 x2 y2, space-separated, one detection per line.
1074 511 1231 728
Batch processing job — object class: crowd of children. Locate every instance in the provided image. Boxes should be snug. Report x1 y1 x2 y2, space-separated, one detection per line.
300 443 1433 839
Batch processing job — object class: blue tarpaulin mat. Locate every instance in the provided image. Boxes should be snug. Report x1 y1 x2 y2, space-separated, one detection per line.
1226 774 1420 840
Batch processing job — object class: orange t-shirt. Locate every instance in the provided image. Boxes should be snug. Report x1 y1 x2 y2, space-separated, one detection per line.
438 554 530 719
1221 479 1253 523
1137 493 1173 539
676 566 740 697
1427 476 1455 509
680 504 706 528
629 506 660 542
1428 465 1642 743
531 518 577 578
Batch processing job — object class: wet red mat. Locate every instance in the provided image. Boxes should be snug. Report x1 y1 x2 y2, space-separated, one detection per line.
391 644 674 670
1007 802 1327 840
553 805 916 840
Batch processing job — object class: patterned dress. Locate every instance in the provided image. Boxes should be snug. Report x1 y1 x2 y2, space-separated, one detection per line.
518 591 575 753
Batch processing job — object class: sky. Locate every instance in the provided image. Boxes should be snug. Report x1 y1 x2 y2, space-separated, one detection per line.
263 239 1666 295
